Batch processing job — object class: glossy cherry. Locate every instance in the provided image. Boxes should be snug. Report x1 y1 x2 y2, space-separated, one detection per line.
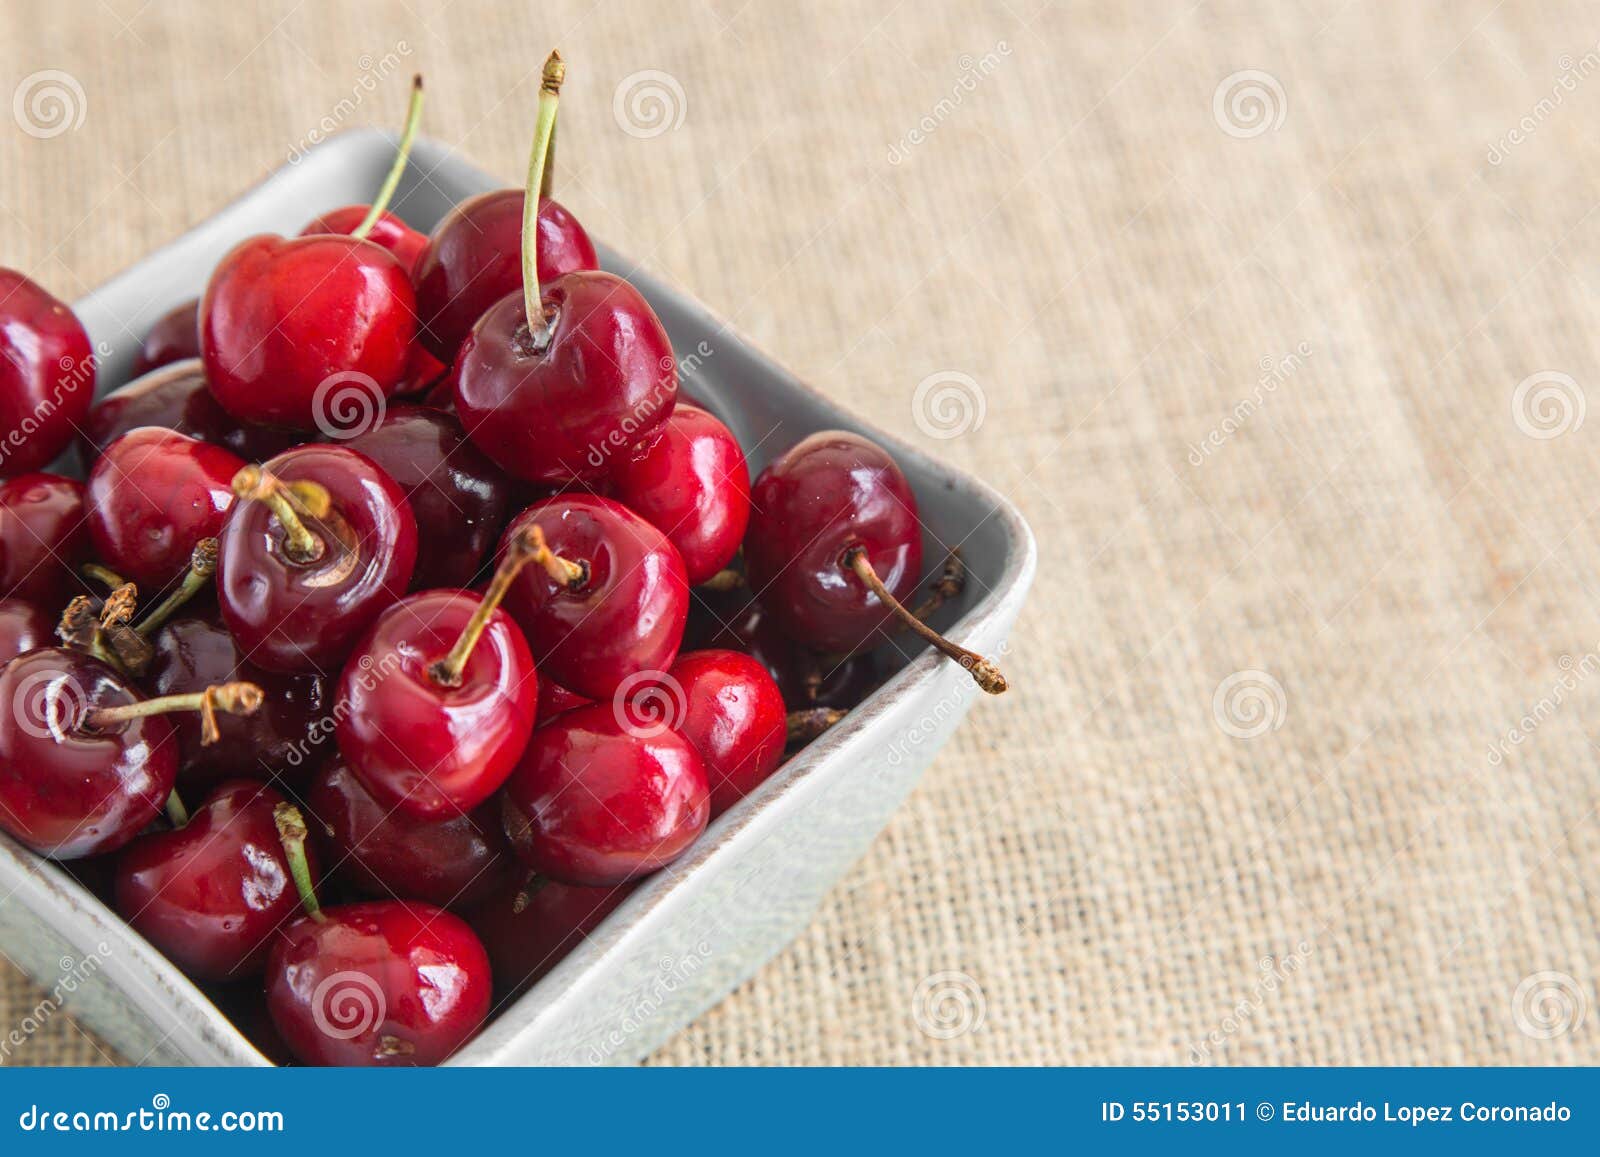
130 298 200 377
217 446 417 672
146 612 332 788
0 472 89 604
501 703 709 887
83 360 300 463
469 876 632 997
650 649 785 816
745 430 1005 692
265 806 491 1067
499 494 688 700
114 780 311 980
309 757 511 910
610 404 750 585
301 208 427 273
86 427 243 590
0 596 50 663
0 647 260 859
335 526 542 819
345 404 511 590
0 268 95 478
535 676 589 725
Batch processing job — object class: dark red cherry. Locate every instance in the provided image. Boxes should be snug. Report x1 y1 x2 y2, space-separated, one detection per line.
301 206 427 272
266 898 491 1067
0 473 89 604
130 298 200 377
469 876 632 997
345 404 511 590
335 530 542 819
216 446 417 673
498 495 688 700
0 268 95 478
396 344 448 400
83 360 300 463
535 676 589 725
86 428 243 590
0 596 51 663
309 757 511 910
114 780 310 980
610 405 750 585
0 648 258 859
654 649 785 816
146 613 332 788
413 191 597 363
501 703 709 887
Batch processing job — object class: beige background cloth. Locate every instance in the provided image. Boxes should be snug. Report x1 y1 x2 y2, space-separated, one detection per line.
3 0 1599 1065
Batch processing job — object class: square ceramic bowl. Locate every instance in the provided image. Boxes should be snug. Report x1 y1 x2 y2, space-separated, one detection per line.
0 129 1035 1065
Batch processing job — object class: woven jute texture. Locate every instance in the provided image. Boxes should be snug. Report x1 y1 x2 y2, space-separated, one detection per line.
4 0 1600 1065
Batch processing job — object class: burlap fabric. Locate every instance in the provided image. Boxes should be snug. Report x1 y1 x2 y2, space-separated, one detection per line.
3 0 1598 1066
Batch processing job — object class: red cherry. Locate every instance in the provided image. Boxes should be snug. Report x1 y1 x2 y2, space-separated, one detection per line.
0 472 89 604
0 596 51 663
469 877 632 997
130 299 200 378
86 428 242 590
498 495 688 700
216 446 417 673
0 268 95 478
654 649 785 816
335 528 544 819
301 207 427 272
113 780 310 980
84 360 301 464
395 344 448 400
745 430 1005 692
309 757 511 910
145 613 332 789
345 404 511 590
501 703 709 887
610 405 750 585
413 192 597 363
0 648 260 859
535 676 589 725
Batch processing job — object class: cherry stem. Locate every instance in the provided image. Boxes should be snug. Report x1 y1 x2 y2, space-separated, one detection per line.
81 563 126 591
274 802 325 923
521 50 565 334
909 549 966 623
85 681 264 743
352 75 425 240
99 584 138 630
787 707 846 745
843 546 1008 695
231 466 330 564
699 568 745 593
511 871 550 914
137 538 219 636
57 596 122 670
428 525 544 687
165 790 189 829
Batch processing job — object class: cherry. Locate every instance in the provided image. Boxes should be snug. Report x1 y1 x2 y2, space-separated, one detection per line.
501 703 709 887
498 495 688 700
451 54 676 484
217 446 417 672
83 360 300 463
745 430 1005 692
610 405 750 585
335 526 542 819
200 82 424 432
396 345 448 400
650 649 785 816
469 876 632 997
0 596 50 663
130 299 200 377
265 804 491 1066
344 404 511 590
113 780 311 981
0 472 89 604
146 612 332 789
86 428 243 590
309 757 510 910
0 268 95 478
535 676 589 725
0 647 260 858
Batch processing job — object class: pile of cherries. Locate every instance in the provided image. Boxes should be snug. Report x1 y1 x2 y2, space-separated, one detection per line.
0 55 1004 1066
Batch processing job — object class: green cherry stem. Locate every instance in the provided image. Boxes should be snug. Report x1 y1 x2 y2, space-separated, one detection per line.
521 50 566 334
352 75 425 241
136 538 219 636
85 682 264 743
274 802 325 923
165 790 189 829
